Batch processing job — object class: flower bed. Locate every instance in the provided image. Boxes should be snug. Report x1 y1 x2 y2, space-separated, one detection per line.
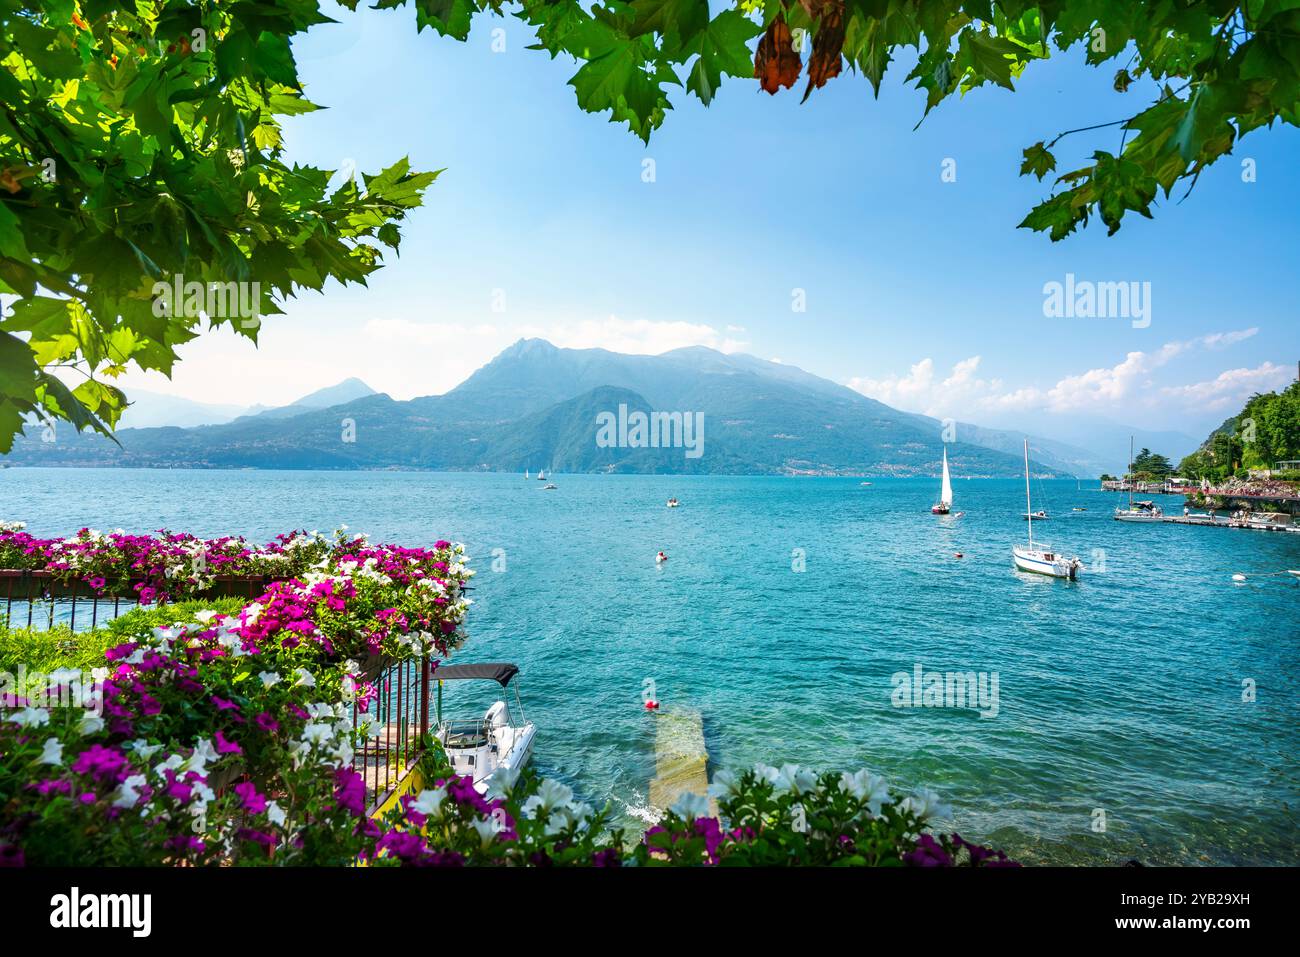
0 524 1015 868
0 522 429 605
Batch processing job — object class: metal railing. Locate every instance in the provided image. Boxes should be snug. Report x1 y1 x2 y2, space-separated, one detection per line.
353 656 433 815
0 570 275 632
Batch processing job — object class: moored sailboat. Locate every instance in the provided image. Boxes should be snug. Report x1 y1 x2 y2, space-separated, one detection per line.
1114 436 1163 521
1012 439 1082 579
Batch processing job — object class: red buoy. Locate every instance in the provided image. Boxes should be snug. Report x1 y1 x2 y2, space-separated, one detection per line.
644 700 659 710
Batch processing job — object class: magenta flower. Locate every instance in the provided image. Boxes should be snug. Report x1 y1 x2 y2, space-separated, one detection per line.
233 781 268 815
334 768 366 817
71 744 128 783
903 833 953 867
0 843 25 867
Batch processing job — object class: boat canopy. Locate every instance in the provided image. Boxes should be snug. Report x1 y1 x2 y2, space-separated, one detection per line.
433 662 520 686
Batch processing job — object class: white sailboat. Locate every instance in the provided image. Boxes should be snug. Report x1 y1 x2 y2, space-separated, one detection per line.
525 468 530 479
537 469 546 481
1013 439 1082 579
931 447 953 514
1114 436 1163 521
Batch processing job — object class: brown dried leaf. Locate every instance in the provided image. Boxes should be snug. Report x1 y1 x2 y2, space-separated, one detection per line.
802 1 846 103
754 17 802 95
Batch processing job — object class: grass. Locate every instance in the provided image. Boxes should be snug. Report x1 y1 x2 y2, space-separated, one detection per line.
0 597 247 675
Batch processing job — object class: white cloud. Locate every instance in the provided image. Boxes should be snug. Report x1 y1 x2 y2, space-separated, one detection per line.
516 315 748 355
1199 327 1259 350
1159 362 1291 410
848 356 1004 416
846 327 1268 420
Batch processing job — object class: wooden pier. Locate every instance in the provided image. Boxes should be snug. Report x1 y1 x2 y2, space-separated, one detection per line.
1160 515 1299 533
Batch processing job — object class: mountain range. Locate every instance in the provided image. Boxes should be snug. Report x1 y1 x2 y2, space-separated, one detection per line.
4 341 1148 477
116 378 378 429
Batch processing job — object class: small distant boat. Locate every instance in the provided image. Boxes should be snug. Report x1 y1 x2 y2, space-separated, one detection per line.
655 551 668 564
1013 439 1081 580
543 483 557 490
1073 507 1087 512
1021 510 1048 520
860 481 872 487
537 469 547 481
931 446 953 515
666 498 679 508
525 469 530 479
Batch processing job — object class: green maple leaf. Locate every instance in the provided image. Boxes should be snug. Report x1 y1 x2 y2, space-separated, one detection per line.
685 10 762 105
1020 142 1057 180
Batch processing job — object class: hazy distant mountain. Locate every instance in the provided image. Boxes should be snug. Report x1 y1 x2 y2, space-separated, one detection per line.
4 342 1090 476
115 379 376 430
242 378 377 421
116 390 250 430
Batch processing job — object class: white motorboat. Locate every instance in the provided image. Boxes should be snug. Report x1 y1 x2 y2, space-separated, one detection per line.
1013 439 1081 580
1115 500 1162 521
1115 436 1163 521
433 663 535 794
931 446 953 514
666 498 680 507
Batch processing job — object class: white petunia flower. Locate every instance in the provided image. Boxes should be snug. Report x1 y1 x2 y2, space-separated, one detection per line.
471 816 502 849
258 671 281 689
266 801 287 827
112 774 148 809
484 766 522 800
707 769 741 800
900 787 952 822
410 787 448 818
293 668 316 689
839 769 891 816
669 791 711 820
301 723 334 746
774 764 817 795
130 740 162 760
77 712 105 736
521 778 574 819
184 739 217 776
38 737 63 765
9 707 50 728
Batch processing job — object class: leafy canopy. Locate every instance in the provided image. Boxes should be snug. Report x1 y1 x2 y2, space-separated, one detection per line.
389 0 1296 240
3 0 1298 452
1179 380 1300 480
0 0 437 451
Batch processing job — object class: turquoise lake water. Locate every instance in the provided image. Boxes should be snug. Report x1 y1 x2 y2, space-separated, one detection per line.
3 468 1297 865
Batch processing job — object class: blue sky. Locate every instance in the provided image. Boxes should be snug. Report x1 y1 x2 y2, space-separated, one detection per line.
122 4 1300 440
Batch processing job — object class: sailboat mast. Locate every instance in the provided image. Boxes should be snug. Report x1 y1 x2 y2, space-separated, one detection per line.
1024 438 1033 550
1128 435 1134 509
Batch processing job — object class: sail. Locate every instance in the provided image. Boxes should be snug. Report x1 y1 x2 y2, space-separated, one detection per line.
940 448 953 507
